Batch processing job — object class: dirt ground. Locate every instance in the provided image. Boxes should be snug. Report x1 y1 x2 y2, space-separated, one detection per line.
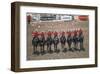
27 20 89 60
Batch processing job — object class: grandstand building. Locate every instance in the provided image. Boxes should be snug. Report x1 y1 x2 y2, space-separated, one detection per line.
27 13 74 22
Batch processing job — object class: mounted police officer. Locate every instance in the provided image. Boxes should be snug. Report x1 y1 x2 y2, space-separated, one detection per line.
39 32 46 55
78 29 84 51
72 30 78 51
27 14 32 24
46 31 53 53
53 31 60 53
32 31 39 55
60 31 67 52
67 31 73 51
